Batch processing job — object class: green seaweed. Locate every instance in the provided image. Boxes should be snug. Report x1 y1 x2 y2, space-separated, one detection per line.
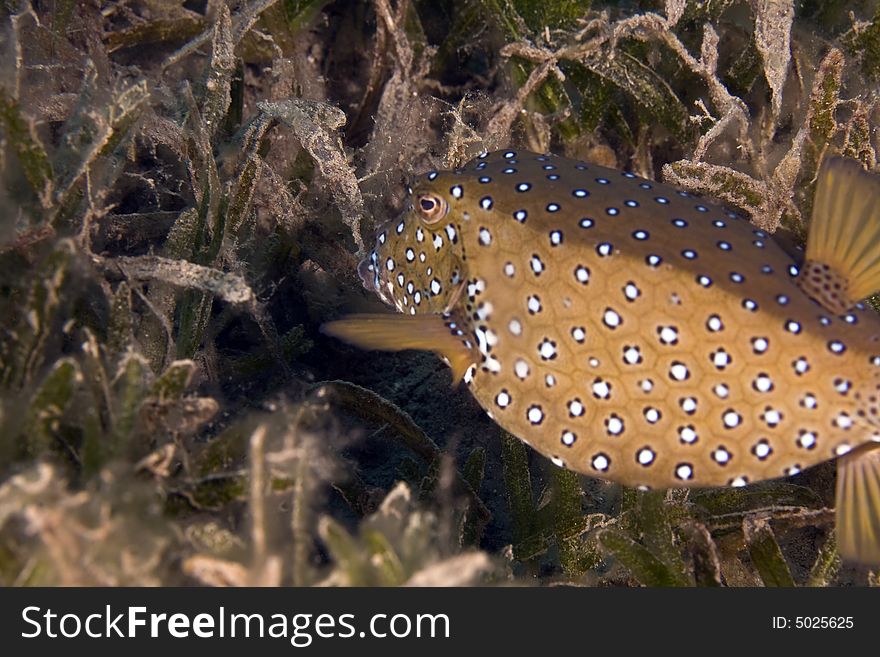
549 467 597 577
666 161 766 210
107 282 133 364
844 7 880 79
1 239 75 390
175 290 214 359
500 431 544 561
198 6 236 141
109 352 151 455
806 531 841 587
320 516 376 583
603 490 692 586
50 68 149 229
282 0 333 31
725 38 763 96
569 67 614 133
104 16 205 53
842 102 875 167
804 48 843 184
743 517 796 587
460 446 487 547
149 360 196 402
691 481 824 517
0 89 53 205
577 49 691 141
222 326 312 376
599 529 688 587
511 0 588 33
22 357 80 457
318 482 492 586
481 0 580 140
185 474 249 510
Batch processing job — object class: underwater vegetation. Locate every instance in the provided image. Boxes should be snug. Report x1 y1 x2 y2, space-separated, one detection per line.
0 0 878 586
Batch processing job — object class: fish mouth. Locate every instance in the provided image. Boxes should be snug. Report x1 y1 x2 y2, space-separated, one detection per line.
357 254 375 291
358 251 396 307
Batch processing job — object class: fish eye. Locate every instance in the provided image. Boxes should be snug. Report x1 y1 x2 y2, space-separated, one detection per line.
416 193 448 224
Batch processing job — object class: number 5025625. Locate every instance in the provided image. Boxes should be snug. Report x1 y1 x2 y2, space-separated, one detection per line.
795 617 853 629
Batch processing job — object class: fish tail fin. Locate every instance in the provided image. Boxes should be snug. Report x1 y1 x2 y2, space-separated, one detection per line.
835 442 880 564
800 157 880 311
321 313 476 384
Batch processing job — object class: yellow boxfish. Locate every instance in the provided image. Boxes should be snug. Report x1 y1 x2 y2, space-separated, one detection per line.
324 149 880 564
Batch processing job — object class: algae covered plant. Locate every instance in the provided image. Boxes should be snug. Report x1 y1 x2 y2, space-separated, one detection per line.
0 0 879 587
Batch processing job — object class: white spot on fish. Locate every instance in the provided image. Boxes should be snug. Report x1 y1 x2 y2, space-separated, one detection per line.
679 426 698 444
638 448 655 466
527 405 544 424
603 309 621 329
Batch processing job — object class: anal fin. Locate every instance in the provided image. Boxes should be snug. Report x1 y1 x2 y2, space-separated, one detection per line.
801 157 880 311
835 442 880 564
322 313 477 383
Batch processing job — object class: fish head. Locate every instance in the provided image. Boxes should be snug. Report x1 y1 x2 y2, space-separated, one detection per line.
358 169 468 315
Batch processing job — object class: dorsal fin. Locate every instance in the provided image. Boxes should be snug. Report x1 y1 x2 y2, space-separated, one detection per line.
321 313 477 383
798 157 880 313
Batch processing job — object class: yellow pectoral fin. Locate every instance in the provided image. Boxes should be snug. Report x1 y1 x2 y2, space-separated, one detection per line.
322 313 476 383
835 442 880 564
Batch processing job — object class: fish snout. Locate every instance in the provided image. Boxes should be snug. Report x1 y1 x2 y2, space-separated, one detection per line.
357 253 377 292
358 251 396 306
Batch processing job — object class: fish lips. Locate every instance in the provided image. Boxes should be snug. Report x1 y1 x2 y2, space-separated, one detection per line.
357 254 375 291
358 251 396 308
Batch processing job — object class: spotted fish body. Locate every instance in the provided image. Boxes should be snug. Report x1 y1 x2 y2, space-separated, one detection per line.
326 149 880 561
